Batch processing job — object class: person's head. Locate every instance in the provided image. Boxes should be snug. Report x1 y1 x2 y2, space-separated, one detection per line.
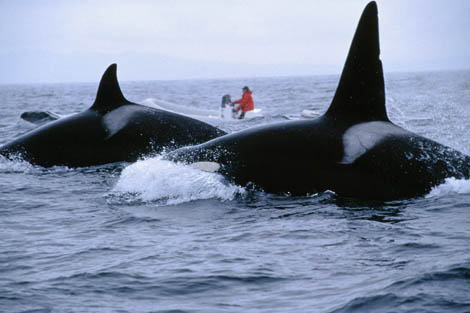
242 86 250 93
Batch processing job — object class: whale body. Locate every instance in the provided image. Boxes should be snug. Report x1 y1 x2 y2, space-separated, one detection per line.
0 64 226 167
166 2 470 200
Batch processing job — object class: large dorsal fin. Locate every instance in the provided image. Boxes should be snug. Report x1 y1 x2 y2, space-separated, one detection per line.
325 1 388 123
90 64 133 112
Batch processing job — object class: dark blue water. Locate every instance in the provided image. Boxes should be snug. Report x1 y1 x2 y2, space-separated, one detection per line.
1 71 470 313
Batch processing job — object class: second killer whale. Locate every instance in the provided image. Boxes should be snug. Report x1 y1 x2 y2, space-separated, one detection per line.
166 1 470 200
0 64 226 167
20 111 61 126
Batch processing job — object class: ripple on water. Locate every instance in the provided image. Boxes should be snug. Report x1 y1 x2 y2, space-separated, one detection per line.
332 263 470 313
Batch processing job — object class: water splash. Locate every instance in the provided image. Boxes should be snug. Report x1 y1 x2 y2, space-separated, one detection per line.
112 157 246 205
0 155 36 173
426 177 470 198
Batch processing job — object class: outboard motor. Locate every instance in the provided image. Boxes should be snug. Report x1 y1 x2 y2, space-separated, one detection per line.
221 94 232 108
220 94 232 118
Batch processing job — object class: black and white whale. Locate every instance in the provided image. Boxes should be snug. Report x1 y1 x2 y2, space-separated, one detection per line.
166 1 470 200
0 64 226 167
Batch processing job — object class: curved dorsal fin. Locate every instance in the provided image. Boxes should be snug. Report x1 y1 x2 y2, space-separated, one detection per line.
325 1 388 123
90 64 133 112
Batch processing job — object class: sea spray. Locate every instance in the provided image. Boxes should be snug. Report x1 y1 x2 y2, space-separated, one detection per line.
112 156 246 205
426 177 470 198
0 155 37 173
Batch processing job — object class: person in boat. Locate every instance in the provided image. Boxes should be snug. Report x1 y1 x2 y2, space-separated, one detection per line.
232 86 254 119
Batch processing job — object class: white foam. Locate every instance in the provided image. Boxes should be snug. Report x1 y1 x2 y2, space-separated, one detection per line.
426 177 470 198
0 155 36 173
341 121 409 164
112 157 246 205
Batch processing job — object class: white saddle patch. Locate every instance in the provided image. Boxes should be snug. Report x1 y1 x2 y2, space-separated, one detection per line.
102 106 137 139
341 121 409 164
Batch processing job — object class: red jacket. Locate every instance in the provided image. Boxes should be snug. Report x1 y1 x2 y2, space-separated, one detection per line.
233 91 254 113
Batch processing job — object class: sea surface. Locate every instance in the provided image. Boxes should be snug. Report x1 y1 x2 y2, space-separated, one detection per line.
0 70 470 313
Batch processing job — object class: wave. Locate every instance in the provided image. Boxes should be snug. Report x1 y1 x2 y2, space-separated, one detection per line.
111 157 246 205
331 263 470 313
331 292 468 313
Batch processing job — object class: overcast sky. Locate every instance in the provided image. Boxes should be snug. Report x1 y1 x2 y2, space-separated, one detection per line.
0 0 469 83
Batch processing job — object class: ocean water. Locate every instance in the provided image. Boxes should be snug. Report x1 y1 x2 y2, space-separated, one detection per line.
0 70 469 313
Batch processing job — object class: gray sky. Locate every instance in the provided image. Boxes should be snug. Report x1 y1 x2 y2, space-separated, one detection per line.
0 0 469 83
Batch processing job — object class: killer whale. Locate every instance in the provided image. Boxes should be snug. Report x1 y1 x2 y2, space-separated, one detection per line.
20 111 61 126
0 64 226 167
166 1 470 200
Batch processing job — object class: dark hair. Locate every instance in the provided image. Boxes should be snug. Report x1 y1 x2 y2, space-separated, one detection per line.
243 86 250 91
